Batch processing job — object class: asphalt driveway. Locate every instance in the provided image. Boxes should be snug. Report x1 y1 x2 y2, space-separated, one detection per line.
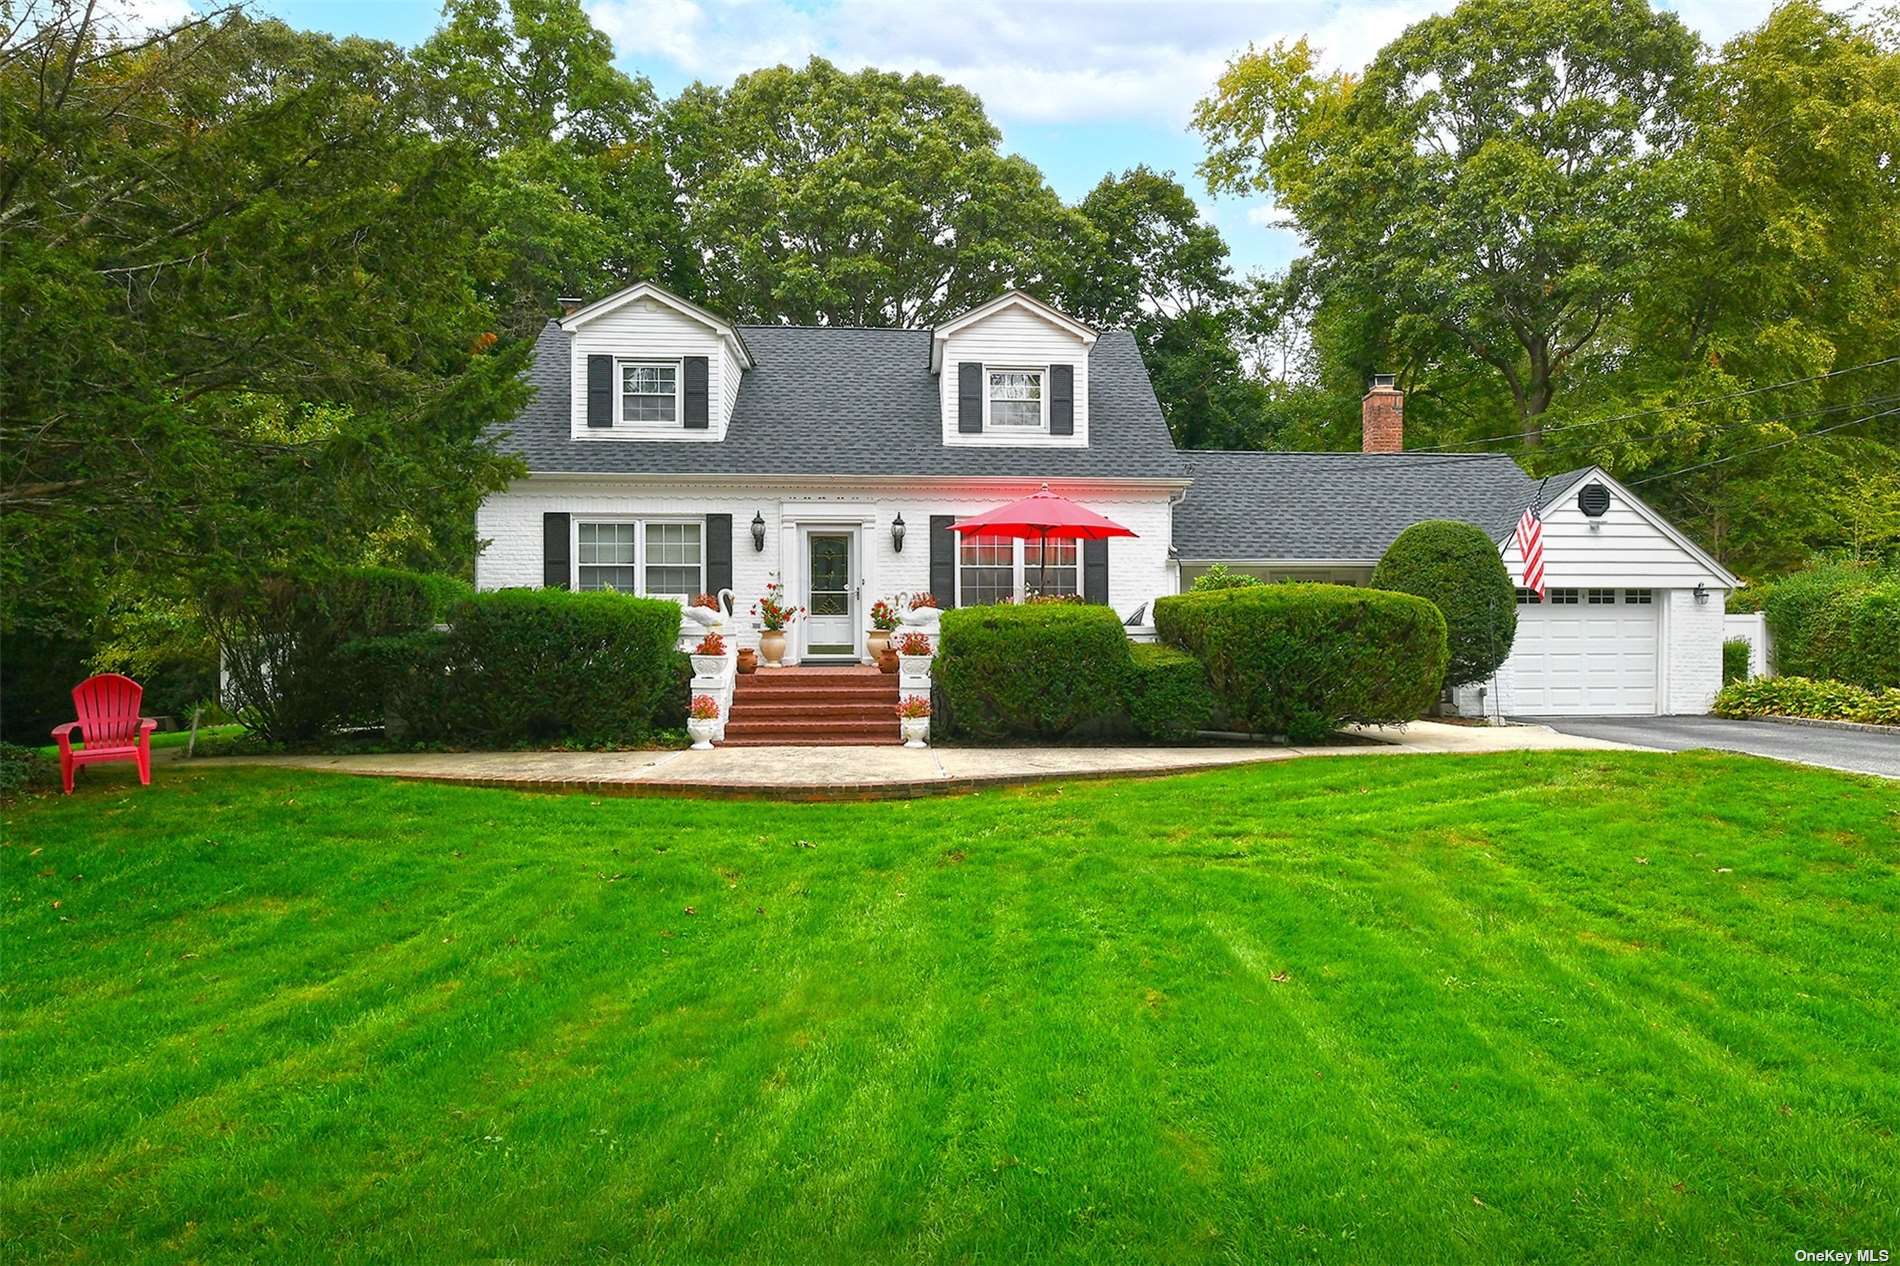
1535 715 1900 780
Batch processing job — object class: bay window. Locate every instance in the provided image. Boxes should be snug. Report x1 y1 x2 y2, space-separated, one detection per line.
575 519 702 598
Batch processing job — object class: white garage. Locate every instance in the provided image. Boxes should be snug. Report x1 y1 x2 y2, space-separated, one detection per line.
1503 588 1660 715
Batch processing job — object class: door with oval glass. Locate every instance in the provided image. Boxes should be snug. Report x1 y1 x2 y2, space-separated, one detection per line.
804 530 857 658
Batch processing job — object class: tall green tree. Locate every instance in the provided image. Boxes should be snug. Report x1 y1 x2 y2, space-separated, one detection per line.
659 57 1092 326
1067 167 1273 449
1195 0 1702 439
416 0 693 336
0 4 525 638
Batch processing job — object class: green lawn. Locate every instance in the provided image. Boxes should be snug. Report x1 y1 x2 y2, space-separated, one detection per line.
3 754 1896 1263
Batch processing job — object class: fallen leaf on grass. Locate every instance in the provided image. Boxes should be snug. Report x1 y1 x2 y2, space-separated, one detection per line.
1271 970 1291 984
795 839 815 849
683 906 696 916
1635 857 1649 865
1472 1196 1486 1208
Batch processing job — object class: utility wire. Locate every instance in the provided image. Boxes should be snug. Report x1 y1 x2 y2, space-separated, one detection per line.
1628 403 1900 487
1398 354 1900 455
1298 391 1900 477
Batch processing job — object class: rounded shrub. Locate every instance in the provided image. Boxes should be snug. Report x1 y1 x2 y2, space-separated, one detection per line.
935 603 1133 740
1370 520 1516 689
1154 584 1448 742
1189 563 1264 592
1125 643 1214 742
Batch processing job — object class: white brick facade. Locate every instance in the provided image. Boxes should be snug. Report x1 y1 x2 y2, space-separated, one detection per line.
476 477 1179 665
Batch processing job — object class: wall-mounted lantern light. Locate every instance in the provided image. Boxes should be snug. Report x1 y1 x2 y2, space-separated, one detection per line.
751 512 766 551
1693 582 1709 605
892 512 906 553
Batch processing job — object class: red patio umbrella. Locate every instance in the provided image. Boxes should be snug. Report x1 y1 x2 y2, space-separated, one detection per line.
951 484 1138 596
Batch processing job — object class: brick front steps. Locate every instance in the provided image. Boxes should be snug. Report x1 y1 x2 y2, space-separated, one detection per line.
724 665 901 746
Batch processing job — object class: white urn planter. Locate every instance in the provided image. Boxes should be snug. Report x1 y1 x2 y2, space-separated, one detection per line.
690 654 726 680
901 717 930 749
897 653 932 682
687 718 718 750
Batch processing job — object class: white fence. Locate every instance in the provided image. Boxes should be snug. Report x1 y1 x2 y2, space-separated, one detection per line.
1723 612 1772 679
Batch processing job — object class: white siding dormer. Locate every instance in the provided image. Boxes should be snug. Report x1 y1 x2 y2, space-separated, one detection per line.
560 283 751 442
933 293 1094 448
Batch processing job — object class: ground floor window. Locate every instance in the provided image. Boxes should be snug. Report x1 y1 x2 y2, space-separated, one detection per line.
576 519 702 599
959 533 1080 604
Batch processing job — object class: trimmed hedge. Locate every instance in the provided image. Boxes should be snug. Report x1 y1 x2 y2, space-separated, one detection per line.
424 588 684 746
1722 638 1752 685
1155 584 1448 742
1711 676 1900 727
1370 520 1516 689
1125 643 1214 742
936 604 1133 740
206 567 469 742
1763 563 1898 688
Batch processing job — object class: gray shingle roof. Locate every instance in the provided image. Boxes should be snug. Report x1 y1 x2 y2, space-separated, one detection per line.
491 321 1188 481
1174 451 1561 561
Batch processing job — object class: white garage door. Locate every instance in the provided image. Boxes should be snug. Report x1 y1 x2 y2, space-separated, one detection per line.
1506 588 1660 716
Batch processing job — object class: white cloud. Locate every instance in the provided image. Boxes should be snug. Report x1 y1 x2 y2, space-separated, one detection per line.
585 0 1465 128
586 0 1848 129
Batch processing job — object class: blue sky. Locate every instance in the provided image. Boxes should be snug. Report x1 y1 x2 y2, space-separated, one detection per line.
210 0 1795 280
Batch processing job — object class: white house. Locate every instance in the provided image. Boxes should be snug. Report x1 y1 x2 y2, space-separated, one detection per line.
477 282 1739 723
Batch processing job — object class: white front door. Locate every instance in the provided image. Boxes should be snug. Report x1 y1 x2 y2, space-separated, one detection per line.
1506 589 1661 715
804 531 856 658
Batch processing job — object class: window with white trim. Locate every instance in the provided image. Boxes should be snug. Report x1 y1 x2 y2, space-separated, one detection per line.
575 519 701 598
577 522 637 592
959 532 1015 606
958 533 1079 604
1624 589 1653 604
1587 588 1616 604
986 368 1045 431
1025 538 1078 598
1548 588 1580 605
1515 588 1542 605
620 361 678 423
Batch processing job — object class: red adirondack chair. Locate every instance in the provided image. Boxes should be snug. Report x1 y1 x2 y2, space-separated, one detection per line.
51 674 158 795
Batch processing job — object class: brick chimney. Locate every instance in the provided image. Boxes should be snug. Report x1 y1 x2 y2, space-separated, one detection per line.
1362 373 1403 453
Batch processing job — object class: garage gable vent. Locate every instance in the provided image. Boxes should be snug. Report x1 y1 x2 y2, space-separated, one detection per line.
1577 483 1611 517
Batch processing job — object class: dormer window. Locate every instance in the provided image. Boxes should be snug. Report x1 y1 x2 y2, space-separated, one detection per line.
620 361 678 423
987 368 1046 431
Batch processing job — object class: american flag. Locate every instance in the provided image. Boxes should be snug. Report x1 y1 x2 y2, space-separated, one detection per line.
1515 506 1546 598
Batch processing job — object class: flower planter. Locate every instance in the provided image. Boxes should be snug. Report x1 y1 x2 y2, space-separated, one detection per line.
877 648 898 674
686 718 717 750
867 629 891 660
736 648 758 674
690 654 726 680
760 630 788 667
901 717 930 749
897 653 932 682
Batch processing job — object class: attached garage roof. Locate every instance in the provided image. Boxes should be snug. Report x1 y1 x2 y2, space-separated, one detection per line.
1174 450 1582 562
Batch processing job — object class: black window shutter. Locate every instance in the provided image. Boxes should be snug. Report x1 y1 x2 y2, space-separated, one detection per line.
683 356 709 428
543 512 571 589
957 362 982 433
586 355 612 427
1083 538 1108 604
929 515 957 607
1050 364 1074 435
704 513 732 596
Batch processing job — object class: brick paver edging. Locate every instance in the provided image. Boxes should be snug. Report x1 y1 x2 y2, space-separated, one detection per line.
260 755 1299 802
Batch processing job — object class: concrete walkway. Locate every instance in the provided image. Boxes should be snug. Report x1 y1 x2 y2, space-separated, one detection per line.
188 721 1635 800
